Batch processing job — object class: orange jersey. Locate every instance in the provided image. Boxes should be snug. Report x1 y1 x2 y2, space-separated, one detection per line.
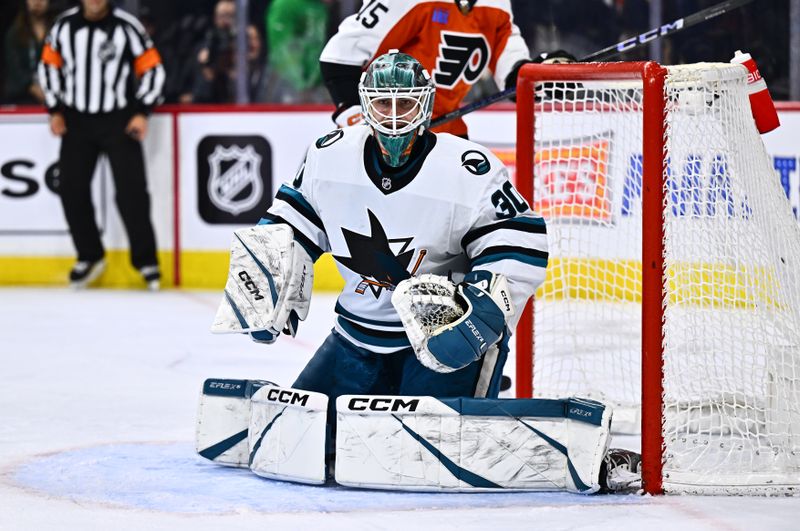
320 0 529 136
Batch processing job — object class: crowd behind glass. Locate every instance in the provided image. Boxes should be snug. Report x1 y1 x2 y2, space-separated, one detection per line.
0 0 791 107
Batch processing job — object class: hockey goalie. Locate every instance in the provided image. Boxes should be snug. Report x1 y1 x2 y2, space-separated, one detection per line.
196 50 640 494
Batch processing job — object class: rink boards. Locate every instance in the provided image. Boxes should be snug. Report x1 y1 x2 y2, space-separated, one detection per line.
1 105 800 289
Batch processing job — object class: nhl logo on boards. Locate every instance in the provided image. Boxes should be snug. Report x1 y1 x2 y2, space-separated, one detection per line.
381 177 392 190
208 145 262 215
197 135 272 224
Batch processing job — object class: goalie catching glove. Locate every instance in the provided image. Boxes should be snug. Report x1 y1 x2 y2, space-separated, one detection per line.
211 224 313 342
392 271 514 373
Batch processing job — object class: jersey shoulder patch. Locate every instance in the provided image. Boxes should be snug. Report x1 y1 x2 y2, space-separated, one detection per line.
314 125 371 151
461 149 491 175
432 133 498 177
315 129 345 149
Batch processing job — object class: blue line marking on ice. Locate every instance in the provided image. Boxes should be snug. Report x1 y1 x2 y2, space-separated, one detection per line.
11 442 646 514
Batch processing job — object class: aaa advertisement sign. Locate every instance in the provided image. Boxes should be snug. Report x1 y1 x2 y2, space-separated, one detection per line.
488 137 612 223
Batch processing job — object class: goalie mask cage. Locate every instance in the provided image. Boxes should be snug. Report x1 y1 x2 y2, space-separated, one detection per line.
515 62 800 495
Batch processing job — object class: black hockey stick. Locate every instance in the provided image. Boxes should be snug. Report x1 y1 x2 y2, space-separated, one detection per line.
429 0 756 128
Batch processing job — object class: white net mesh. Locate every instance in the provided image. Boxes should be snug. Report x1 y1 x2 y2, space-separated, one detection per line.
530 78 645 434
525 62 800 494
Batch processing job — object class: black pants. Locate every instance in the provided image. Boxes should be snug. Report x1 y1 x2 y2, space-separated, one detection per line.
58 110 157 269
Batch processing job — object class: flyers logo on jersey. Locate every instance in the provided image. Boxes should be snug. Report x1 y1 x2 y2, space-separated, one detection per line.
433 32 490 88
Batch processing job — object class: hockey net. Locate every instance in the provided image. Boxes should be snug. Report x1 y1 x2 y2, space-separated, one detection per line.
515 62 800 495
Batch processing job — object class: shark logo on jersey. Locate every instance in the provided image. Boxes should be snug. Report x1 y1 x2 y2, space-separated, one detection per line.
433 32 490 88
207 145 264 215
334 210 427 298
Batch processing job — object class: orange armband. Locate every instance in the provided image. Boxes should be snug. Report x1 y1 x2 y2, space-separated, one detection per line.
134 48 162 77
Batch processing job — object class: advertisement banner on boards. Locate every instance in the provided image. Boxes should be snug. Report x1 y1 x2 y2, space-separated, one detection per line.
0 113 173 256
0 115 82 236
177 111 333 250
466 109 800 222
2 107 800 262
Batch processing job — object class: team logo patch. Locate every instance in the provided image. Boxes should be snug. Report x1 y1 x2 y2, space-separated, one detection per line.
334 210 427 298
432 8 449 24
461 150 491 175
98 40 117 63
433 32 490 88
315 129 344 149
197 135 272 224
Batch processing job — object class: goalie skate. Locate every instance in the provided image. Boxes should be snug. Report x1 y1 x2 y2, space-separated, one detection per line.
599 448 642 494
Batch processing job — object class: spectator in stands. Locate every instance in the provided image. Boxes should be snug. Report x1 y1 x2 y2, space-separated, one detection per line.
263 0 332 103
245 24 267 102
616 0 650 61
158 13 211 103
4 0 54 105
137 0 213 103
192 0 237 103
554 0 616 59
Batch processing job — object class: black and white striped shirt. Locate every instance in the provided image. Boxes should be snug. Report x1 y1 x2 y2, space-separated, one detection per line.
38 6 165 115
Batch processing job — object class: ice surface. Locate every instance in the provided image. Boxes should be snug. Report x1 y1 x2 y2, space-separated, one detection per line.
1 288 798 530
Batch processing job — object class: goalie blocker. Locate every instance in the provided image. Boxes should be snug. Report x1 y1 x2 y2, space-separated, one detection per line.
197 380 625 493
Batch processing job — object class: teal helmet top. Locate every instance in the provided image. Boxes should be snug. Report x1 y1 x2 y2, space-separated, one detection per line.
359 50 435 167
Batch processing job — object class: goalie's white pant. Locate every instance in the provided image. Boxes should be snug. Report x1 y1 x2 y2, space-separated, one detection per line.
294 329 508 403
292 329 508 455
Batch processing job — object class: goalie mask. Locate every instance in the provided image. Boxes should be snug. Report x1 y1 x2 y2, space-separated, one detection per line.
359 51 435 167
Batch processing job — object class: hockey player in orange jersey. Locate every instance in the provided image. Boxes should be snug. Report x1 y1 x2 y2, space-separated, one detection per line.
320 0 535 138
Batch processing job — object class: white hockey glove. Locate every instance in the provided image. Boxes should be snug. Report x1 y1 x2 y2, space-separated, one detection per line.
332 103 363 128
392 271 514 373
211 224 313 342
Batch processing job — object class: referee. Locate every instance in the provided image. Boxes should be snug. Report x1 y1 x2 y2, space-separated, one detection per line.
38 0 165 290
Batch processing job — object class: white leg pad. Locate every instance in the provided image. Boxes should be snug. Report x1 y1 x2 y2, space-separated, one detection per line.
248 385 328 485
335 396 611 493
196 378 274 467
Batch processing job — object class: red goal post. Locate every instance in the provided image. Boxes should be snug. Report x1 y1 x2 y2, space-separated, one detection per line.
514 61 667 494
514 61 800 496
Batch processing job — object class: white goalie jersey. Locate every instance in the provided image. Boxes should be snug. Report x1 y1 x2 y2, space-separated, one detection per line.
264 125 547 352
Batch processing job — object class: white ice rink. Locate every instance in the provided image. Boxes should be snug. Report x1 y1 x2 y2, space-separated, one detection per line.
1 287 799 530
